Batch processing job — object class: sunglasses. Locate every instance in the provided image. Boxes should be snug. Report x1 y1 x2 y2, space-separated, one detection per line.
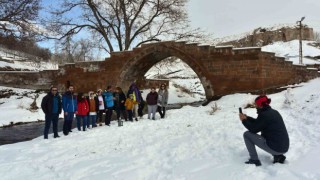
52 90 57 92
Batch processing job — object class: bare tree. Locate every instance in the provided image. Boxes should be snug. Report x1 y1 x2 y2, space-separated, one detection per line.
45 0 210 54
0 0 40 38
52 36 97 63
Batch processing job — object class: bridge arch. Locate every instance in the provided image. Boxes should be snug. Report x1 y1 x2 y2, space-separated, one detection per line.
118 42 215 99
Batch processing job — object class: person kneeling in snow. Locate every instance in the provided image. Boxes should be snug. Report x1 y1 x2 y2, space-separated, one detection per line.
239 95 290 166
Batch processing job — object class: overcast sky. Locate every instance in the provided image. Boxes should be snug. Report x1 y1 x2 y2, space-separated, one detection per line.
187 0 320 38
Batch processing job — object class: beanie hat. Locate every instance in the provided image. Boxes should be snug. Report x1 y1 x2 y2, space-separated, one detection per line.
255 95 271 107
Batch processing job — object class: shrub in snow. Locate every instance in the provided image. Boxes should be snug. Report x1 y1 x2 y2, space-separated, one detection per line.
17 101 25 109
28 94 39 112
209 102 220 115
284 88 295 108
243 94 255 109
244 102 255 109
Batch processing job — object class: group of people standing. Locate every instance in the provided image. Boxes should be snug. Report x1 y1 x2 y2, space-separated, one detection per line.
40 82 169 139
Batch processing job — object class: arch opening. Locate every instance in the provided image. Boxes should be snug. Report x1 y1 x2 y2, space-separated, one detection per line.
119 45 215 101
144 56 206 105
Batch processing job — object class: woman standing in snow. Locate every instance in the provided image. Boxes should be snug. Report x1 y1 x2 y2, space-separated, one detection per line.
87 91 99 128
157 83 168 118
146 87 158 120
96 89 106 126
114 87 127 121
76 93 89 131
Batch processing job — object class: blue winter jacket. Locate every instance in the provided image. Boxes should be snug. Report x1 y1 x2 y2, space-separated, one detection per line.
102 91 114 108
62 91 78 112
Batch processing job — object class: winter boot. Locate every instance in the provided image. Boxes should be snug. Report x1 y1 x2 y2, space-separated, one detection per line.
245 159 262 166
273 155 286 164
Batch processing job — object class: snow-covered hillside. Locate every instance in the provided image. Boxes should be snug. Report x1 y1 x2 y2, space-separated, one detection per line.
0 48 58 71
0 78 319 179
262 40 320 65
213 23 320 45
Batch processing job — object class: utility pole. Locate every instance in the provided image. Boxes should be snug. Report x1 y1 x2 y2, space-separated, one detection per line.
297 17 305 65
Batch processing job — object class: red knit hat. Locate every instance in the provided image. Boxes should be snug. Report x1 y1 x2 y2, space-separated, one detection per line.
255 95 271 107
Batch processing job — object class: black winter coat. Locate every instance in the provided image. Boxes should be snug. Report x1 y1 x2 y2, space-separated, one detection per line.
242 106 289 153
114 92 126 110
41 92 62 114
146 92 158 105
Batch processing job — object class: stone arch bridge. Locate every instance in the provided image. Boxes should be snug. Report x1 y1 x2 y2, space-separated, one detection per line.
0 41 318 99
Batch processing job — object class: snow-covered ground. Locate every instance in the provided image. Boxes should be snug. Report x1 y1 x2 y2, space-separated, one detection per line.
0 86 50 126
0 78 319 179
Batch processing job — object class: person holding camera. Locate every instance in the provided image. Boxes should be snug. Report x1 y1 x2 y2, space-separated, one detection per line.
239 95 289 166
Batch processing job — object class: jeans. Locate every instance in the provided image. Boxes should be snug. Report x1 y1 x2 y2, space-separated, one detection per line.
158 106 166 118
105 108 113 125
243 131 286 160
127 110 133 121
97 110 105 124
44 113 59 138
147 105 158 119
133 104 139 118
63 112 74 135
88 115 97 127
76 115 87 131
116 108 127 121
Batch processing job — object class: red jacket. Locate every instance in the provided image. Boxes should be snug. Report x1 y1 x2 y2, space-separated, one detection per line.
76 99 89 116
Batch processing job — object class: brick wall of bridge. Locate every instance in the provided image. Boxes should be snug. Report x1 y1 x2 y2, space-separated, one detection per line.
0 41 318 98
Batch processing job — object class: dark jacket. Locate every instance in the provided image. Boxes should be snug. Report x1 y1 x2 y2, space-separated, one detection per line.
242 106 290 152
62 91 77 112
41 92 62 114
146 92 158 105
114 92 126 110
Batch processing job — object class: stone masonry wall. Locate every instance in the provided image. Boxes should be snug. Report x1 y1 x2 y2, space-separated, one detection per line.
0 41 318 98
0 70 57 90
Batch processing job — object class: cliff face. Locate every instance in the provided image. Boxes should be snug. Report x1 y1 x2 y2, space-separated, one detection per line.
216 26 314 48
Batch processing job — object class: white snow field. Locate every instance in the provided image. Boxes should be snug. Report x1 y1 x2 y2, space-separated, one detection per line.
0 78 319 180
261 40 320 65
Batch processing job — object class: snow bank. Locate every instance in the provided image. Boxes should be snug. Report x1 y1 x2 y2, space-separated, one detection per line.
0 78 319 179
